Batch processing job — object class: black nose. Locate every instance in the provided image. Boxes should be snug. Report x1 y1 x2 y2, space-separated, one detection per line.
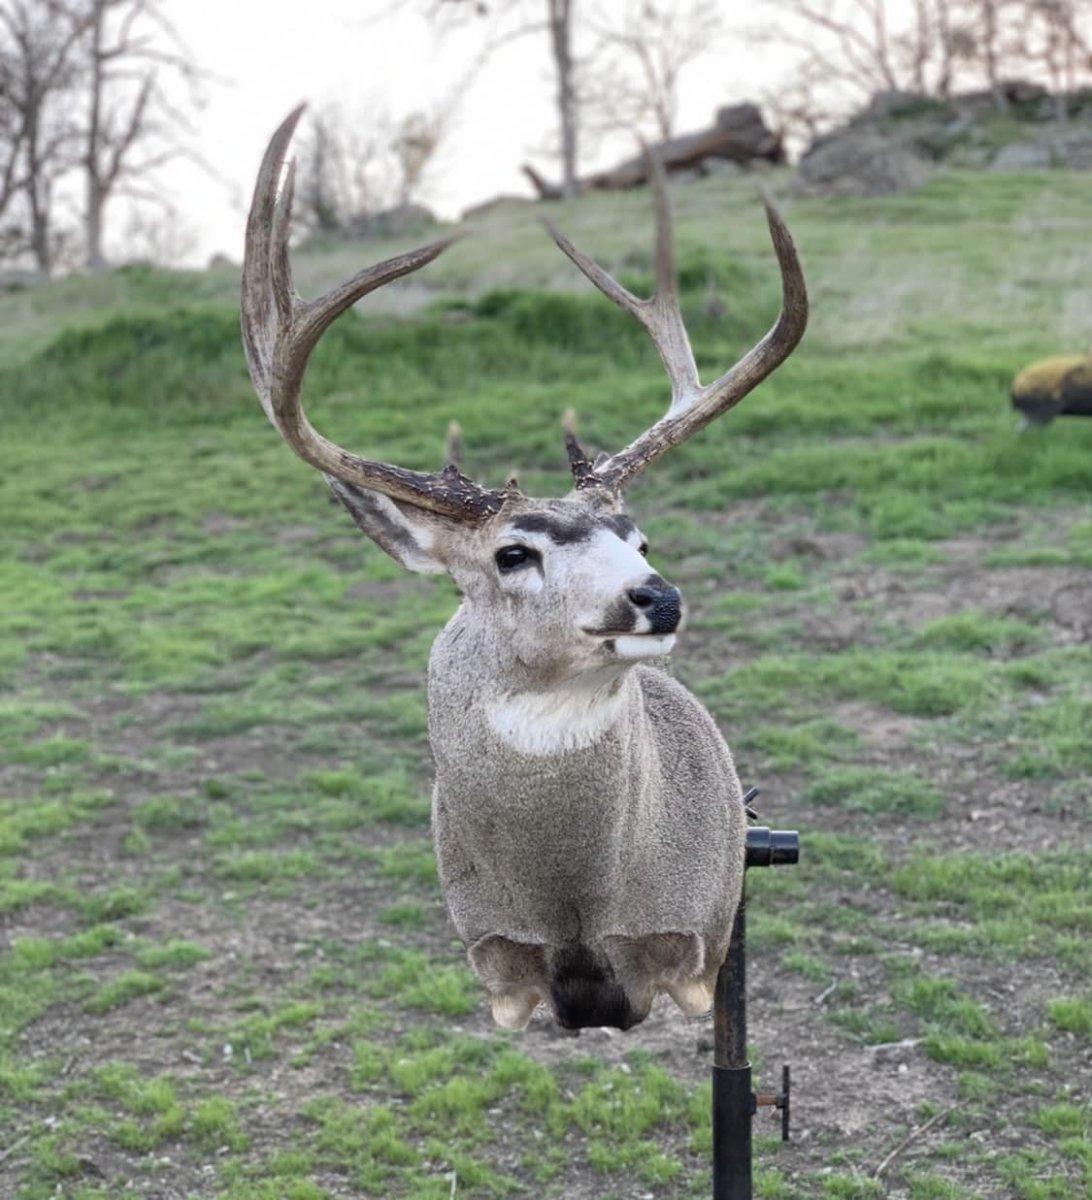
627 576 682 634
627 586 659 609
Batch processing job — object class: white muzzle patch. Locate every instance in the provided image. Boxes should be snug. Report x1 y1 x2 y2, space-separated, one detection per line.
611 633 677 659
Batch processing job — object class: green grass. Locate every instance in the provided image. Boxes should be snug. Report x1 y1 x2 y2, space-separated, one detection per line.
0 166 1087 1199
85 969 166 1014
802 766 945 816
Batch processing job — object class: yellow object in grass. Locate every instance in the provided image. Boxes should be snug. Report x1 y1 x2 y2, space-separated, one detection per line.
1011 354 1092 425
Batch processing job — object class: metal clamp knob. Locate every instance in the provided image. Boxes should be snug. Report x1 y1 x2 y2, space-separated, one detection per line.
745 827 799 868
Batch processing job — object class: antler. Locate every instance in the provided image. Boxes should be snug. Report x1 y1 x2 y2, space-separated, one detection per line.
242 105 506 521
544 150 808 492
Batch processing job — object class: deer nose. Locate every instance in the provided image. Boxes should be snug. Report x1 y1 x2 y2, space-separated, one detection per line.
627 577 682 634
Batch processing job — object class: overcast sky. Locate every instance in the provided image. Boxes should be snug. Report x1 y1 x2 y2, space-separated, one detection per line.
153 1 789 265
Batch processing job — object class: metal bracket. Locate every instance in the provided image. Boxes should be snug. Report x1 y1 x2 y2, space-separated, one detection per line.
754 1064 791 1143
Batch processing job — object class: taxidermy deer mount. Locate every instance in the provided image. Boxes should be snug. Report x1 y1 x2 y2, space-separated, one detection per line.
242 106 807 1032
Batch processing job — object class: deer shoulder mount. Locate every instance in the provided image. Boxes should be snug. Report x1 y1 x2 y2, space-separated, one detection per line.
242 107 808 1032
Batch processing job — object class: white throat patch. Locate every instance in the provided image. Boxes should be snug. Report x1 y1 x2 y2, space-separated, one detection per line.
486 675 626 756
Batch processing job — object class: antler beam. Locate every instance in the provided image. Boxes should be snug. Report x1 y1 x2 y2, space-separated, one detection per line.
544 150 808 492
242 105 507 522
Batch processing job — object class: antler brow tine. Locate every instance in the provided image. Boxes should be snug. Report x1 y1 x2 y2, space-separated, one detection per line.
544 147 808 491
241 105 508 522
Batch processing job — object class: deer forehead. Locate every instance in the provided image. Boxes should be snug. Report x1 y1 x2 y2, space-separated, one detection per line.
505 508 641 549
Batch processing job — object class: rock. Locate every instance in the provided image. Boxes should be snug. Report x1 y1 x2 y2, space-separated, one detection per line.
345 203 437 240
990 140 1051 171
795 129 930 196
1043 127 1092 169
862 90 935 121
802 84 1092 180
990 128 1092 171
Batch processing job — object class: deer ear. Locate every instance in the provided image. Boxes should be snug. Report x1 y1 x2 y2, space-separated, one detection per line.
326 477 451 575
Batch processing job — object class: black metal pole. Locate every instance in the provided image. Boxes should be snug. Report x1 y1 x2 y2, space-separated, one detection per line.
711 818 799 1200
712 895 751 1200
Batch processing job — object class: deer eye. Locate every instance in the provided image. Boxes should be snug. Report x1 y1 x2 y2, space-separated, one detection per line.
495 545 539 573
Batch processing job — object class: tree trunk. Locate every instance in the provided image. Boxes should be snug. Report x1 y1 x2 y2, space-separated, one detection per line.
23 98 51 276
86 184 107 272
27 178 52 276
84 1 108 271
547 0 579 198
934 0 954 99
980 0 1008 111
26 179 52 276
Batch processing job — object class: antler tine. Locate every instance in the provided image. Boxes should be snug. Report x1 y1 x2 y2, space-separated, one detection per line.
444 421 463 471
642 145 701 408
543 155 808 493
562 407 597 488
645 142 677 302
541 216 644 322
594 191 808 491
241 106 507 522
269 155 296 327
541 147 702 418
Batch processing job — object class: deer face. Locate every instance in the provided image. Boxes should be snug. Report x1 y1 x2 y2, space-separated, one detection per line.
328 483 684 679
474 497 683 675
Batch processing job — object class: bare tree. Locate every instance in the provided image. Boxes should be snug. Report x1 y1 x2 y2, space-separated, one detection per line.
413 0 582 196
584 0 723 141
975 0 1010 108
1019 0 1092 116
77 0 204 271
296 108 376 236
293 102 450 237
756 0 984 139
391 108 446 206
759 0 1091 139
119 198 195 264
0 1 87 274
546 0 578 195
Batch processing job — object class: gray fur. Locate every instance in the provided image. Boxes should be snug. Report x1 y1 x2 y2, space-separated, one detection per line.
332 482 746 1029
431 640 745 1028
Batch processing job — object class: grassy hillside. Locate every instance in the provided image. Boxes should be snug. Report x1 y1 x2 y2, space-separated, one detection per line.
0 166 1089 1200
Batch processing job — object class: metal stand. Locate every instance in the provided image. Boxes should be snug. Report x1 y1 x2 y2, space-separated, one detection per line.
712 790 799 1200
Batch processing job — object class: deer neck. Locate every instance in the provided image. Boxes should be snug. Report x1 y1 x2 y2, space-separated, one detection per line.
429 607 642 759
484 664 634 756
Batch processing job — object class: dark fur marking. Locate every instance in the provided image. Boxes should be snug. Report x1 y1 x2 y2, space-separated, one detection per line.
510 513 595 545
550 944 638 1031
328 479 418 553
512 511 639 547
603 596 638 634
603 513 637 540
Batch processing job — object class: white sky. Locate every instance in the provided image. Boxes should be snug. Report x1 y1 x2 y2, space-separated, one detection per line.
153 1 790 264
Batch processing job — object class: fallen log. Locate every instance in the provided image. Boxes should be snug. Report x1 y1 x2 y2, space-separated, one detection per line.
523 104 783 199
